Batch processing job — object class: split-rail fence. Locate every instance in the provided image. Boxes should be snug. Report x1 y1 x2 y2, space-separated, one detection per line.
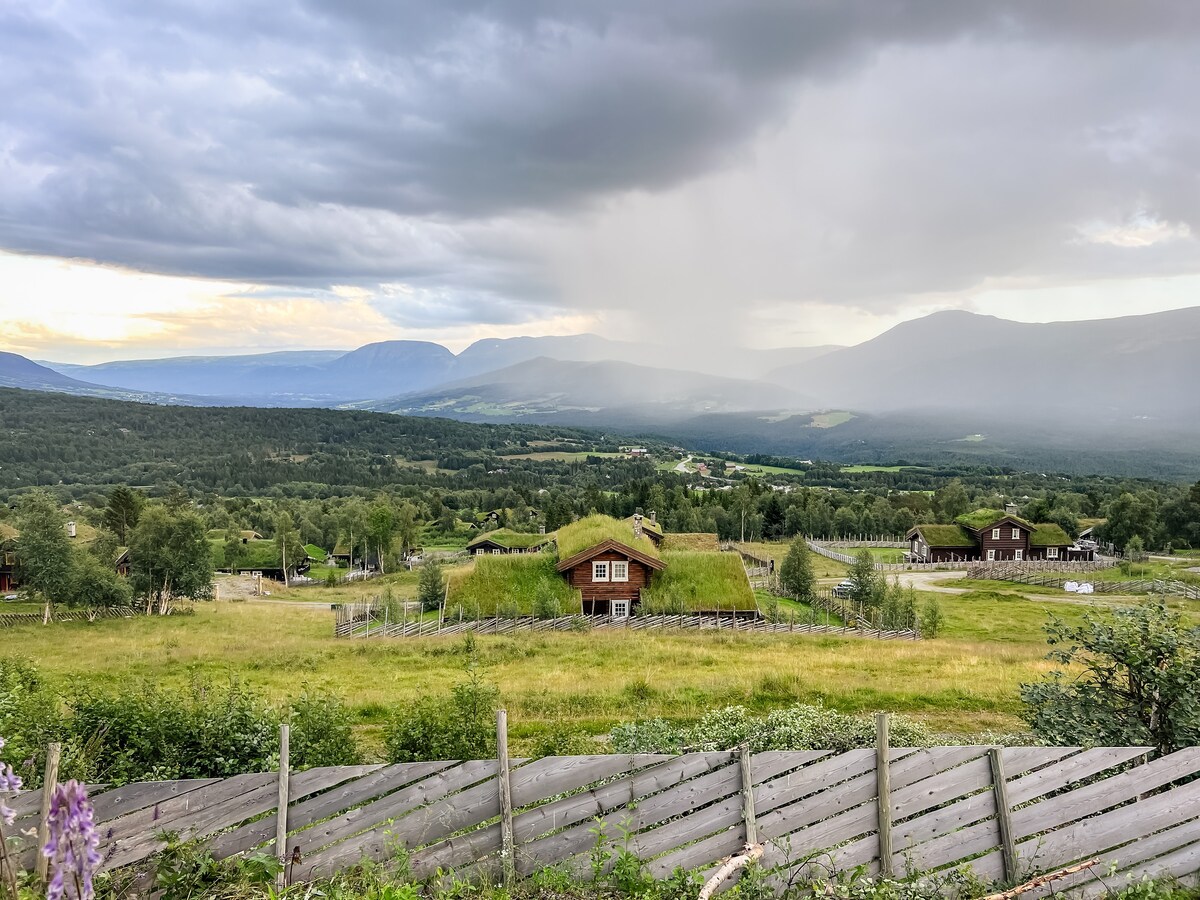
332 604 919 641
5 718 1199 896
964 565 1200 600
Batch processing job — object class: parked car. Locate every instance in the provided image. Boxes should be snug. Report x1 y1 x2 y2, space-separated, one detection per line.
831 579 856 599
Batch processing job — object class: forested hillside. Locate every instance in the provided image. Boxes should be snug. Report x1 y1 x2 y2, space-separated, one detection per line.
0 388 628 497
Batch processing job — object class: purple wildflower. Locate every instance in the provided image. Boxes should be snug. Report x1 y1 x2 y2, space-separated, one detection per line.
0 736 23 826
41 780 102 900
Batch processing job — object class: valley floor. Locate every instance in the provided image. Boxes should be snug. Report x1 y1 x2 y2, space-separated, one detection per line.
6 579 1168 753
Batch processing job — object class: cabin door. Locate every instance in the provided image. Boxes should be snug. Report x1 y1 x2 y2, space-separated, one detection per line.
612 598 630 619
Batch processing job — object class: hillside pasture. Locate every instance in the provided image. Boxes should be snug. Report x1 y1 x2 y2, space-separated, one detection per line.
446 555 578 618
1 591 1077 741
641 551 758 613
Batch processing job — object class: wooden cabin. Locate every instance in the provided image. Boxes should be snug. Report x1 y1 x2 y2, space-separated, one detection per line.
467 528 553 556
907 509 1090 563
556 538 665 616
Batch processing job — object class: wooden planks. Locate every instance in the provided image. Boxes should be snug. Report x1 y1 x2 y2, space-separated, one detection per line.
8 744 1200 891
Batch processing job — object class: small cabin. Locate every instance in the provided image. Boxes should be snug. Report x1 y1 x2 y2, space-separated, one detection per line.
467 528 554 556
556 538 665 616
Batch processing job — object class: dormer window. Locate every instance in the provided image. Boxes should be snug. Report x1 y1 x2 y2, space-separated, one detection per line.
1012 527 1021 540
992 528 1000 540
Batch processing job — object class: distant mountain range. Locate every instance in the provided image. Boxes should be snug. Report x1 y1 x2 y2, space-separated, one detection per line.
363 357 814 425
44 333 839 404
6 307 1199 473
765 307 1200 426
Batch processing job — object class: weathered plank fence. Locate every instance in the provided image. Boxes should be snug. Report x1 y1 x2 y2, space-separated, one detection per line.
0 605 181 628
965 565 1200 600
5 727 1198 895
333 605 919 641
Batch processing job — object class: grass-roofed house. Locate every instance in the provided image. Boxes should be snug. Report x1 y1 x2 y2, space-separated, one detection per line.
467 528 554 556
907 508 1092 563
556 515 665 617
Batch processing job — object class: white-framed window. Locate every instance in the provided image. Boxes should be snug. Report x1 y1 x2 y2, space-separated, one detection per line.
592 561 609 582
987 549 996 561
611 561 629 582
1012 527 1021 540
612 598 630 618
475 548 485 556
1047 547 1059 559
992 528 1001 539
492 548 501 555
1014 549 1023 561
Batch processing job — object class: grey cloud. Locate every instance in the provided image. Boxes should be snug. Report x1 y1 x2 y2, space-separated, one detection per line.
1 0 1199 332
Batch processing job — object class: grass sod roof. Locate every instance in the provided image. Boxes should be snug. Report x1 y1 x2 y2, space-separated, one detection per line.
467 528 553 550
305 544 327 560
209 538 280 570
447 554 579 617
954 508 1035 532
626 515 664 537
910 524 976 548
1030 524 1074 547
641 551 758 613
662 532 720 551
555 514 661 562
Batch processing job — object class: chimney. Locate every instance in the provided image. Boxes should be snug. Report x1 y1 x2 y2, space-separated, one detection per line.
66 521 77 538
539 525 546 535
1005 503 1019 516
632 513 643 538
649 510 657 524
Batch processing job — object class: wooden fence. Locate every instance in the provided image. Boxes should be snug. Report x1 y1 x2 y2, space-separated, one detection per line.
0 605 179 628
809 541 1119 574
6 723 1200 895
333 606 919 641
963 566 1200 600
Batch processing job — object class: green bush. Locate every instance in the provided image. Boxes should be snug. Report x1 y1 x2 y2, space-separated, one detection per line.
610 703 931 754
289 691 362 768
384 670 499 762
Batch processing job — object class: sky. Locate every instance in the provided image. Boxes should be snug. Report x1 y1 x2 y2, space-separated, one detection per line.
2 1 1199 364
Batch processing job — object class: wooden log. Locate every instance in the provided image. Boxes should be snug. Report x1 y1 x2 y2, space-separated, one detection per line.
875 714 892 877
990 747 1018 884
276 725 290 890
497 710 515 885
739 745 757 847
980 858 1099 900
698 843 763 900
35 742 61 886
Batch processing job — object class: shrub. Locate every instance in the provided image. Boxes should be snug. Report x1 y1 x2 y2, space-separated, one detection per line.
384 669 499 762
611 703 931 754
289 692 361 768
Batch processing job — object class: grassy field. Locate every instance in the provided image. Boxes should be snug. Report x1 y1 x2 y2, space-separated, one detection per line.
843 546 907 563
499 450 625 462
840 464 929 473
2 577 1133 748
736 542 849 579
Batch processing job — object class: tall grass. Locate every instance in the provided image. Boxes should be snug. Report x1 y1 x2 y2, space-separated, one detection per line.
447 555 579 619
556 515 660 560
641 552 757 612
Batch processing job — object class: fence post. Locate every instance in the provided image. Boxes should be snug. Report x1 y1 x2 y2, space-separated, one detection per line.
875 714 893 877
276 725 290 890
36 742 62 887
497 709 515 885
989 748 1018 883
739 744 758 846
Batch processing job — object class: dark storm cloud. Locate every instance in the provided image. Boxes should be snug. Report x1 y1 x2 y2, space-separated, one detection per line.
1 1 1199 328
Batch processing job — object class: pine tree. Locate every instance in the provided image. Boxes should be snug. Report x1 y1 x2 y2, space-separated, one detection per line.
418 560 445 612
778 537 815 601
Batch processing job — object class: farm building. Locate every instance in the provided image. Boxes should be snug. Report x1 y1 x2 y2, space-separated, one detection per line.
209 536 307 581
446 514 760 619
1 520 129 592
467 528 554 556
907 509 1093 563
